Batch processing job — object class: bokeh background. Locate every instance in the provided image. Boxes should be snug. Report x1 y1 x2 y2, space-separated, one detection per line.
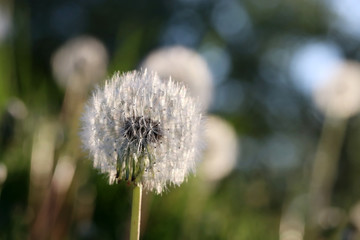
1 0 360 239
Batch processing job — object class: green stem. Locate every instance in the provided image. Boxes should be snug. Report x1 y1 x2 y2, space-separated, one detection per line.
130 184 142 240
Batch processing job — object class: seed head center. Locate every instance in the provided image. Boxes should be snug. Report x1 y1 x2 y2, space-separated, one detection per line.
123 116 163 146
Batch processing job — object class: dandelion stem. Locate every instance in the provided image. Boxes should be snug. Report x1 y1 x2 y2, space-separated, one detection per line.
130 184 142 240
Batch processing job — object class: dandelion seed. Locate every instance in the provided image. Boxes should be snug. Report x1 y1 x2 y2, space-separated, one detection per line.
81 69 203 194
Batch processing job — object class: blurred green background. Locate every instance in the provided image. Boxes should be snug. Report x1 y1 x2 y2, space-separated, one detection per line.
1 0 360 239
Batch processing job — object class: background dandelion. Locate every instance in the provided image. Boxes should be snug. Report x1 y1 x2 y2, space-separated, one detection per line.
313 61 360 119
199 115 239 183
141 46 214 110
308 61 360 237
51 36 108 93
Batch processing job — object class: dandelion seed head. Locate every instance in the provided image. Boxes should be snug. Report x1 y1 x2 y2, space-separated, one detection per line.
313 61 360 119
81 69 203 194
141 46 214 110
51 36 108 92
199 115 238 182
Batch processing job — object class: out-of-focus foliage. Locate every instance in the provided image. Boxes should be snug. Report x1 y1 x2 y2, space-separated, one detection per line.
1 0 360 239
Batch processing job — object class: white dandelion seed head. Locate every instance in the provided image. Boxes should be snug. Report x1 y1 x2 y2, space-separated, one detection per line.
141 46 214 110
313 61 360 119
80 69 203 194
51 36 108 92
199 115 239 182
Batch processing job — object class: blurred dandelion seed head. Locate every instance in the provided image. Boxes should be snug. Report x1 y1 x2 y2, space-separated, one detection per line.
51 36 108 93
0 5 11 42
317 207 344 230
0 163 7 185
199 115 238 182
141 46 214 110
313 61 360 119
80 69 203 194
350 201 360 231
7 98 28 120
